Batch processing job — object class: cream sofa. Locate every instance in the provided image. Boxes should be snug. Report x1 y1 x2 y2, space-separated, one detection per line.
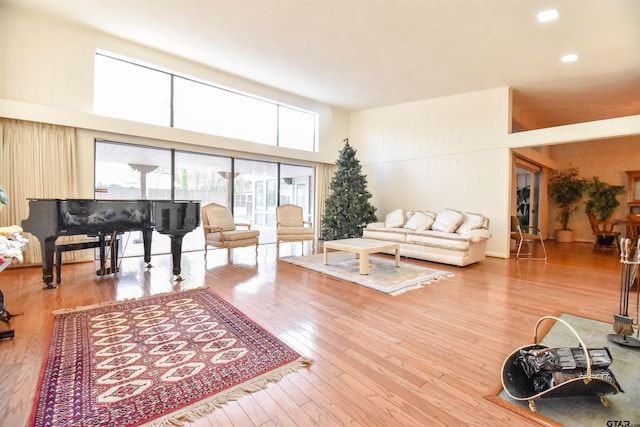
362 208 491 267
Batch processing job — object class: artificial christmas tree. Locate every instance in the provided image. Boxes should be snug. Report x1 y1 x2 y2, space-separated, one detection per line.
321 139 377 240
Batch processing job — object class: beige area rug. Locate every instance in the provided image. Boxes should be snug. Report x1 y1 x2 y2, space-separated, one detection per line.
282 251 453 295
486 313 640 427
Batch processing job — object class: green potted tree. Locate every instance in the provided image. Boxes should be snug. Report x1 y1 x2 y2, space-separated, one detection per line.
584 177 625 222
321 139 377 240
548 167 587 242
585 177 625 245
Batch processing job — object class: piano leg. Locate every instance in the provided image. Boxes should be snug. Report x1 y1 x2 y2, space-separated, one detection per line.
170 234 186 281
96 233 120 276
110 234 119 274
41 238 58 289
143 229 153 269
97 234 107 275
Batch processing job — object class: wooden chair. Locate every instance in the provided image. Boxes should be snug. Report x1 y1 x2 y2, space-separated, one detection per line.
276 204 315 256
625 214 640 257
587 212 620 253
202 203 259 262
510 216 547 260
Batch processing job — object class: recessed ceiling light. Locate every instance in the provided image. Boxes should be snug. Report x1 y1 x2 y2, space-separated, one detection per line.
561 53 579 62
537 9 559 22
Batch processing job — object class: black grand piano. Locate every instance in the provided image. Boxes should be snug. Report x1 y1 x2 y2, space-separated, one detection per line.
22 199 200 289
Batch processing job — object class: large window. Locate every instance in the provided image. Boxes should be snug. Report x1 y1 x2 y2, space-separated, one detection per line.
95 140 315 254
94 53 317 151
95 142 172 199
235 159 278 228
174 151 233 252
95 142 173 257
280 164 314 222
173 78 278 145
278 107 317 151
94 55 171 126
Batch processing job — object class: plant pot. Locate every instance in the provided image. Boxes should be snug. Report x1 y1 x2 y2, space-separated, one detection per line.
555 229 574 243
597 236 616 246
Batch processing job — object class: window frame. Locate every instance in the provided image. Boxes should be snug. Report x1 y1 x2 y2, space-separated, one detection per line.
94 52 318 152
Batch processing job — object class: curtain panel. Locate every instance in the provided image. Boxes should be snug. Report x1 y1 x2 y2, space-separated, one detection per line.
0 119 78 265
315 162 336 238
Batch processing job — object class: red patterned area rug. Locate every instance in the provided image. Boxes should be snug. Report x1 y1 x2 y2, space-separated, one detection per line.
30 287 311 427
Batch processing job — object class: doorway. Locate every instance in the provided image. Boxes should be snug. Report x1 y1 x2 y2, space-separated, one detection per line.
515 160 542 233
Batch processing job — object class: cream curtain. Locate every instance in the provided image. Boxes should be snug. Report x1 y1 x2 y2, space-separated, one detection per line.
0 119 78 265
315 162 337 240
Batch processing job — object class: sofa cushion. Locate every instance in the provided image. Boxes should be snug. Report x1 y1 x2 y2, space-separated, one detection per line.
362 227 407 243
206 229 259 242
406 229 471 251
432 209 464 233
385 209 406 228
404 211 435 231
456 212 488 234
460 228 492 242
277 226 315 237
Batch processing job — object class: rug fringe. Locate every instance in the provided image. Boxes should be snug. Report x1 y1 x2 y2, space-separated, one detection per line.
389 284 424 296
52 286 210 314
388 272 454 296
142 357 313 427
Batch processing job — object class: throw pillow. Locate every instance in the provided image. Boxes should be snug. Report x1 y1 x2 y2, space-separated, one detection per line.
417 211 437 231
384 209 406 228
404 211 435 231
456 212 487 234
432 209 464 233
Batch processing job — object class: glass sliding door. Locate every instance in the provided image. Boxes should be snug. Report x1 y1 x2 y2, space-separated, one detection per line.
174 151 232 252
95 140 316 253
94 141 172 256
280 163 314 224
95 141 172 200
515 162 542 233
234 159 278 244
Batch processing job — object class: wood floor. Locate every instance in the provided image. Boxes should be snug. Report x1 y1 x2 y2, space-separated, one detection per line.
0 240 632 427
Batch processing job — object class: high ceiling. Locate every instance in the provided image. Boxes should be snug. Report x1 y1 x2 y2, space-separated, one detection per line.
4 0 640 129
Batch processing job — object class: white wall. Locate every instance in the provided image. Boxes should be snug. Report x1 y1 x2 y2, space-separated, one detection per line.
350 88 640 258
350 88 512 257
0 4 348 166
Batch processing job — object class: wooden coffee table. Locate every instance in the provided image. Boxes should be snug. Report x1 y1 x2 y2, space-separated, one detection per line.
323 238 400 275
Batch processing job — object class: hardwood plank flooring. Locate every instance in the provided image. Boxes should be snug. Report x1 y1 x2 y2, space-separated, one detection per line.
0 240 630 426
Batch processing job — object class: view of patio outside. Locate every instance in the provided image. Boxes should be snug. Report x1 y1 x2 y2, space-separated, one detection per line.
94 141 314 258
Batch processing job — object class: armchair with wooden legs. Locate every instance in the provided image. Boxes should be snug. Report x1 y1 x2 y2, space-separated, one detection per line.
587 212 621 253
202 203 259 262
276 204 315 256
625 213 640 257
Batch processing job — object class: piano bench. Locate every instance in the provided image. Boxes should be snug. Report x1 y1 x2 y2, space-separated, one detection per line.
55 235 120 284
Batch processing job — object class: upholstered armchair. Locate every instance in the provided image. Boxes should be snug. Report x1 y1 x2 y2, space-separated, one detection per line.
202 203 259 262
276 204 315 256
